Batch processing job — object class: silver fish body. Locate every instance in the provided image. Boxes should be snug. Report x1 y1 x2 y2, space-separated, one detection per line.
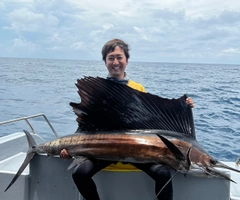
37 131 189 169
38 129 240 180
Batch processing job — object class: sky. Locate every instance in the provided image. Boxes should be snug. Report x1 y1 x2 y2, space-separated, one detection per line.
0 0 239 64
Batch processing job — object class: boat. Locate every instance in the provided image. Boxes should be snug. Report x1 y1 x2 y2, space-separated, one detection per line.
0 113 240 200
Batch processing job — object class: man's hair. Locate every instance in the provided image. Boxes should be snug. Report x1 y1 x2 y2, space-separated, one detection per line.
101 39 130 61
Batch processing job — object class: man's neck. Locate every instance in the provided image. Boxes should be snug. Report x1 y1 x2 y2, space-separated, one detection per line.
106 73 129 85
107 72 128 80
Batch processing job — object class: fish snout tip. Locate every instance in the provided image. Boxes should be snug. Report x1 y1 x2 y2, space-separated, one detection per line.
236 157 240 166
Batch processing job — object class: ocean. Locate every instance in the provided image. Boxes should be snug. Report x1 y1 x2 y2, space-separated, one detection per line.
0 57 239 162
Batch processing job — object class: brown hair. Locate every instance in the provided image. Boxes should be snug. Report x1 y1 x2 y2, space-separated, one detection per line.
101 39 130 61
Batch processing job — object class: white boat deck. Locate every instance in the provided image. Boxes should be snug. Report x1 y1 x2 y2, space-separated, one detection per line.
0 152 29 175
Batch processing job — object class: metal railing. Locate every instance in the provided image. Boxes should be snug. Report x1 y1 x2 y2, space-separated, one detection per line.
0 113 58 138
236 157 240 166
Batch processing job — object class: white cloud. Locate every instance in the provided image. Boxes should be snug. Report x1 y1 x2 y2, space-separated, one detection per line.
13 37 36 52
222 48 240 54
143 0 240 19
0 2 5 10
133 26 142 33
67 0 240 20
2 0 34 2
3 7 59 32
0 0 239 64
49 33 62 43
70 42 85 50
67 0 132 12
103 24 114 30
46 46 63 51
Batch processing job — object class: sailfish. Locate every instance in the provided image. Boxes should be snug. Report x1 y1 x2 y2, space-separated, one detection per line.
70 76 240 179
5 76 240 192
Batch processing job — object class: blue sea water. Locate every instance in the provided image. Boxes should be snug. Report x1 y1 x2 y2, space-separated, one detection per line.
0 57 239 162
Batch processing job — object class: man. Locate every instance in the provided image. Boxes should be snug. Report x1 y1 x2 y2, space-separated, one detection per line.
60 38 194 200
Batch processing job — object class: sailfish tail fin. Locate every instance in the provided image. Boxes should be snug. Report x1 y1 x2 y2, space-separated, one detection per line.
4 130 37 192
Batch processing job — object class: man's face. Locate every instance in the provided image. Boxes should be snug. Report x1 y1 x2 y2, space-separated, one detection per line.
105 46 128 80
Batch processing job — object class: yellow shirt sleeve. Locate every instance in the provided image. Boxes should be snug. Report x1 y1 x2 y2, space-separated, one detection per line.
104 79 145 172
127 79 146 92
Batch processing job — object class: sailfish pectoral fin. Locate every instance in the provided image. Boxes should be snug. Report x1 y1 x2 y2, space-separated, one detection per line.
157 134 185 161
67 156 88 171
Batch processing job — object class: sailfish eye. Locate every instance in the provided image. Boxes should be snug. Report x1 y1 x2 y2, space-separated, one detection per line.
210 159 217 165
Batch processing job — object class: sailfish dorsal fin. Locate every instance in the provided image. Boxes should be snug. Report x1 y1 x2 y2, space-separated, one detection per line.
70 76 196 139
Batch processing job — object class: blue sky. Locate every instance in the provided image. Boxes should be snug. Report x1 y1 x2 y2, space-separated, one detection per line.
0 0 239 64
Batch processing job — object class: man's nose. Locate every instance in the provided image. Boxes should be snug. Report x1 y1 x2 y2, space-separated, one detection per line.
113 58 119 64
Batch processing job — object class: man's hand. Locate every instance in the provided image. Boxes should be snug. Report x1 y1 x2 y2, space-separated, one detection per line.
60 149 71 159
186 97 194 108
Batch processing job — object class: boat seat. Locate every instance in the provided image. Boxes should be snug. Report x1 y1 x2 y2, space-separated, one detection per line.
0 132 45 161
0 152 28 174
29 155 231 200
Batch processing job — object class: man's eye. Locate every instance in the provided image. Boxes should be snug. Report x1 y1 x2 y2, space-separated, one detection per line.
108 57 114 61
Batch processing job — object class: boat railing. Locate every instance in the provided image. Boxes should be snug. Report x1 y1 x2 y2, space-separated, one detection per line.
236 157 240 166
0 113 58 138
